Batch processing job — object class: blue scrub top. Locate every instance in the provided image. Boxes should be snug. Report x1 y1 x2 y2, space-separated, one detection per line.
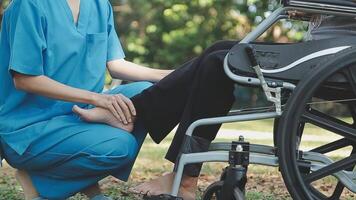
0 0 125 155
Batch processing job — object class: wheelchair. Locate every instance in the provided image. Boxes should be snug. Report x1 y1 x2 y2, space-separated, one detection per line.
169 0 356 199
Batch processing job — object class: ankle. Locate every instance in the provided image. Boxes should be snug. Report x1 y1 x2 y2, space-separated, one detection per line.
181 175 198 188
15 170 39 200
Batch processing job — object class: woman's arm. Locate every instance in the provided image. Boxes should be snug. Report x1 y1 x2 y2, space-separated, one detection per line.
13 73 98 105
13 72 135 124
107 59 173 82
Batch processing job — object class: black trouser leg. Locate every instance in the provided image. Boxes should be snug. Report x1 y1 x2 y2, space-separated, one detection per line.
131 40 237 176
167 49 236 177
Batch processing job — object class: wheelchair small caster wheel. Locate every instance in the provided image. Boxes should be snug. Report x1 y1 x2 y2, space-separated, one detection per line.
202 181 245 200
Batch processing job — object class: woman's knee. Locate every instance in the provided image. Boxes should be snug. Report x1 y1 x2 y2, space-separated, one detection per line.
120 81 153 98
110 134 138 157
133 81 154 93
88 133 139 167
110 134 139 160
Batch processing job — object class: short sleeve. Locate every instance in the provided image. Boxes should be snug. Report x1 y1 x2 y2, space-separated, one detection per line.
8 0 47 76
107 2 125 62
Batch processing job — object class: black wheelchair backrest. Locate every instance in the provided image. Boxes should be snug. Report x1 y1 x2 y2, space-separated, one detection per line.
283 0 356 14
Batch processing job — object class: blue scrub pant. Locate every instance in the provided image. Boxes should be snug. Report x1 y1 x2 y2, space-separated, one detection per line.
1 82 153 200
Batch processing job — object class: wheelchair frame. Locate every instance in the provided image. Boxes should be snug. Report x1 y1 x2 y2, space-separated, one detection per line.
170 1 356 198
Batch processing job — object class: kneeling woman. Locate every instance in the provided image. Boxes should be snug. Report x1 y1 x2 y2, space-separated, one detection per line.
0 0 236 199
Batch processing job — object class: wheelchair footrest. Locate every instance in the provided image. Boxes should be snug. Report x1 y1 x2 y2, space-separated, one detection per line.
209 142 276 156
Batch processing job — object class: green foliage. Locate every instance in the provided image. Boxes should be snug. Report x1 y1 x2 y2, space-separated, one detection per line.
0 175 23 200
112 0 306 69
114 0 240 68
1 0 306 69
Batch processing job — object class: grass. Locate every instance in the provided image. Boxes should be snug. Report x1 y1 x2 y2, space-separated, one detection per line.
222 118 353 136
222 119 275 133
0 120 354 200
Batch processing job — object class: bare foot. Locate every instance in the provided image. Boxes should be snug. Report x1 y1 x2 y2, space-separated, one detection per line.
73 105 134 132
15 170 39 200
131 172 198 200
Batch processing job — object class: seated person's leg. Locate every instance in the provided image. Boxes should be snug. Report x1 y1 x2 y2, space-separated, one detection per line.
132 42 236 200
75 40 237 199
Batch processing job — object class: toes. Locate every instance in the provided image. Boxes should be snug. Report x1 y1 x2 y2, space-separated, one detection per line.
128 187 142 194
72 105 82 115
133 184 149 193
130 185 144 193
72 105 91 121
131 184 155 195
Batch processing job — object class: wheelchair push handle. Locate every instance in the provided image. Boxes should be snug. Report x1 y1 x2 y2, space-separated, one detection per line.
245 45 259 66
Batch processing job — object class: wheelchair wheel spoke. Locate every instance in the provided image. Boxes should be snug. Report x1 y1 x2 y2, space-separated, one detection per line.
310 186 328 199
349 104 356 128
311 138 352 154
327 148 356 199
307 175 346 200
344 66 356 97
329 182 345 200
301 109 356 142
304 154 356 183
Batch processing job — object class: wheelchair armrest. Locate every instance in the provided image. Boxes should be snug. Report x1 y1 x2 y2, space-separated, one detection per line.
283 0 356 15
284 0 356 7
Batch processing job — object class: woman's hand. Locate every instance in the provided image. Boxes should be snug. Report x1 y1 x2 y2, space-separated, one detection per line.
93 93 136 124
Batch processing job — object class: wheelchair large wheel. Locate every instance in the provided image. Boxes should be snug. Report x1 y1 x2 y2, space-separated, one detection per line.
277 48 356 200
202 181 244 200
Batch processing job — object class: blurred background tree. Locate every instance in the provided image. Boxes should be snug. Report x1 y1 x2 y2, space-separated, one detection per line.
1 0 307 69
112 0 306 69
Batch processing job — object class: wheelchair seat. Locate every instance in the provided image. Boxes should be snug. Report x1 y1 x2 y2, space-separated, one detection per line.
284 0 356 7
283 0 356 14
227 38 356 84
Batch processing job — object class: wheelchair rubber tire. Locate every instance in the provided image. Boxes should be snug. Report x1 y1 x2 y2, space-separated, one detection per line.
202 181 245 200
277 47 356 200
